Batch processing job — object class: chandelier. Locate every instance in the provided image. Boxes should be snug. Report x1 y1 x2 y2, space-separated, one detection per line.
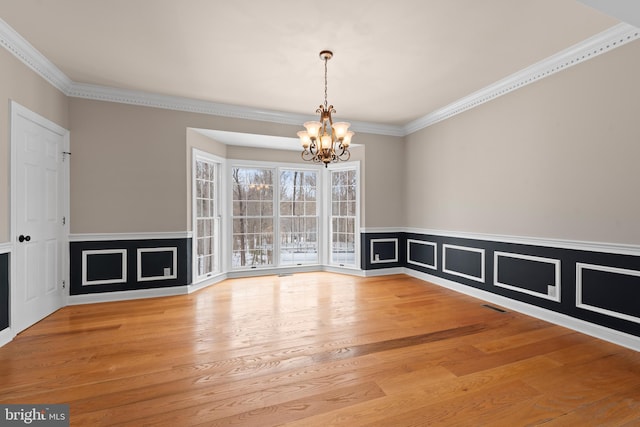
298 50 354 167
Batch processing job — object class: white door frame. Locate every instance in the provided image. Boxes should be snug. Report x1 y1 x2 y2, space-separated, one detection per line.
9 101 70 338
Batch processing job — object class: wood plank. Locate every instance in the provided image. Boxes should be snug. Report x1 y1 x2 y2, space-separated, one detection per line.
286 357 561 427
363 380 541 426
441 332 592 376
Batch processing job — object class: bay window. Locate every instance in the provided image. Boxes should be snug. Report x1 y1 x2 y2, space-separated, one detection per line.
227 161 359 271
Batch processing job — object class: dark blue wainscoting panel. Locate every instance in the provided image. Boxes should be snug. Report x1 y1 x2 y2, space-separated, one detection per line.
140 250 175 280
407 239 436 270
578 264 640 323
442 244 485 282
496 254 558 297
0 252 9 330
85 251 125 283
361 233 405 270
70 238 191 295
361 231 640 338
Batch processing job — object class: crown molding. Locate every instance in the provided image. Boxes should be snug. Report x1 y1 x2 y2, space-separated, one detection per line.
2 17 638 137
402 23 640 135
0 18 73 94
67 82 406 137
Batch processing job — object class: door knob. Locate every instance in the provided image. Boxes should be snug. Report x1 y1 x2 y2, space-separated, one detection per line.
18 235 31 242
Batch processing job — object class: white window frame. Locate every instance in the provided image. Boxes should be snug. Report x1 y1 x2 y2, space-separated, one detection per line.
192 149 224 284
229 162 277 270
326 162 361 270
278 167 321 266
228 160 324 271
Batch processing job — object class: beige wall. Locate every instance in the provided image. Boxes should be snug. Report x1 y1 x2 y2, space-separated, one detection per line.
357 133 404 228
70 98 402 234
404 40 640 244
69 99 302 233
0 47 69 243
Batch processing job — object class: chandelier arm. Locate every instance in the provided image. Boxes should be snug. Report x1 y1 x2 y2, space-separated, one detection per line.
338 149 351 161
301 150 314 161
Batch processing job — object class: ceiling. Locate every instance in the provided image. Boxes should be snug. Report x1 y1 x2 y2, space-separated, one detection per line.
0 1 630 128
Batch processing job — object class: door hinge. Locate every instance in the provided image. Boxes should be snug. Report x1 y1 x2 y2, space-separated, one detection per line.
62 280 66 289
62 216 66 226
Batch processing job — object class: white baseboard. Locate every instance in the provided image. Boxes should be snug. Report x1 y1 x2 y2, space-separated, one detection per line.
0 327 14 347
188 274 228 293
226 265 324 279
404 268 640 352
362 267 406 277
67 285 189 305
322 265 366 276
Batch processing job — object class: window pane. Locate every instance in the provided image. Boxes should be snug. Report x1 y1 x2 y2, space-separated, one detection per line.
290 201 301 216
246 218 261 234
280 217 293 234
261 201 273 216
280 202 292 216
202 180 210 198
305 201 316 216
305 187 317 202
245 201 260 216
348 201 356 216
305 173 317 187
332 186 341 201
232 201 243 216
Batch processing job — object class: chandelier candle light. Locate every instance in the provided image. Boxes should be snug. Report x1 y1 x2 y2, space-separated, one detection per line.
298 50 353 167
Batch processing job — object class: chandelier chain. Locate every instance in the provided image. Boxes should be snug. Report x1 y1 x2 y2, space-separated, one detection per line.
323 57 328 109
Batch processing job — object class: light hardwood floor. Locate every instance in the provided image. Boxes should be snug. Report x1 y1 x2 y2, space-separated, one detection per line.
1 272 640 426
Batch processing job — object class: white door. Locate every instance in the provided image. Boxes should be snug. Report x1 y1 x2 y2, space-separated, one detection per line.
11 102 67 334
